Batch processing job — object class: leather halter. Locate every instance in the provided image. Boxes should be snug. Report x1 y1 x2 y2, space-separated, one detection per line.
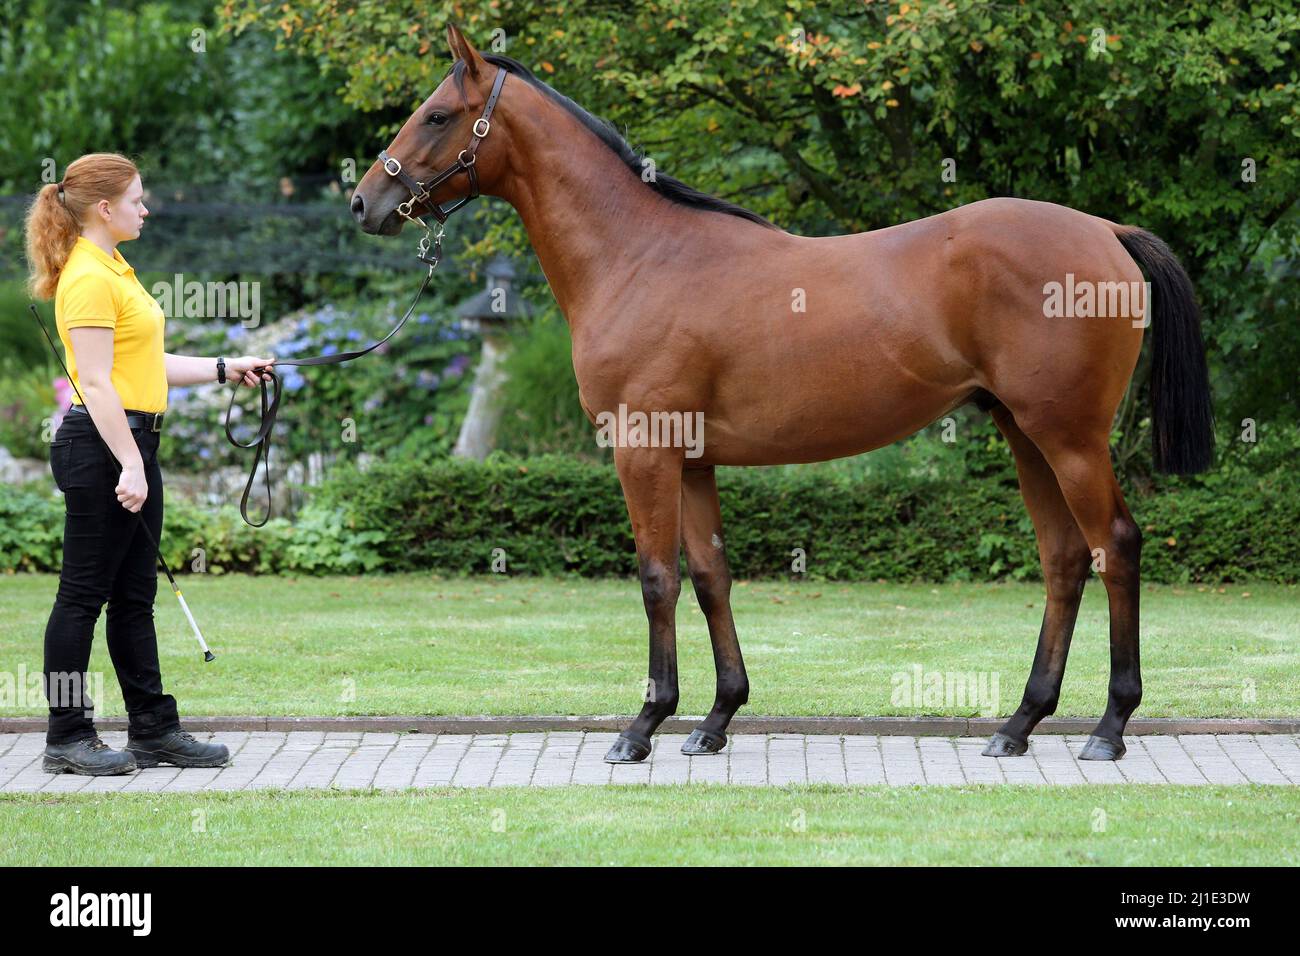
378 65 508 264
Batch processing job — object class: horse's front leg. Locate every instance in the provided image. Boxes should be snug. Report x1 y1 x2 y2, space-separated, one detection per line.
604 446 685 764
679 465 748 755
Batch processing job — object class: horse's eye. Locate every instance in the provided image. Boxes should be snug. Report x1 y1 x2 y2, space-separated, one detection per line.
426 113 448 127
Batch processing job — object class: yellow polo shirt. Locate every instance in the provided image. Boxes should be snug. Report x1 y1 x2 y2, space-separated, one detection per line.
55 236 167 413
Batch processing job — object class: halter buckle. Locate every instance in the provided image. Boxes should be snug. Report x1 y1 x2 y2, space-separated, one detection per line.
416 224 445 269
472 117 491 138
382 155 403 176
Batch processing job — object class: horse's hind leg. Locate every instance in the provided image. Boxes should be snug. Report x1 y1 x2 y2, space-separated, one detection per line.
983 406 1093 757
679 466 749 755
1023 426 1144 761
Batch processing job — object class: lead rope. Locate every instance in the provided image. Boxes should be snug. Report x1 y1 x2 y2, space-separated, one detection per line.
225 233 440 527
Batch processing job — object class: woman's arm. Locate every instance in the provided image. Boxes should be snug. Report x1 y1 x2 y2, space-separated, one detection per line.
164 353 223 387
69 327 147 512
165 353 277 387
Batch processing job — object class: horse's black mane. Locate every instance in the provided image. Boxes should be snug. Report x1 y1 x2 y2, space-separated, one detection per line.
448 54 776 230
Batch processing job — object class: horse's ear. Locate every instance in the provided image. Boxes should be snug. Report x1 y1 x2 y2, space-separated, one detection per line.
446 23 484 80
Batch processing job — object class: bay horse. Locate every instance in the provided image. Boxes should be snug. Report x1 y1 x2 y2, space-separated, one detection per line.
351 26 1214 763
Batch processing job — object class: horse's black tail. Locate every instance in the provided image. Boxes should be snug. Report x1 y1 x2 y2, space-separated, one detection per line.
1114 226 1215 474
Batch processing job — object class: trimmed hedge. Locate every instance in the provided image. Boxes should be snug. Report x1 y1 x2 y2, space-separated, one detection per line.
3 455 1296 582
315 455 1298 583
0 485 383 577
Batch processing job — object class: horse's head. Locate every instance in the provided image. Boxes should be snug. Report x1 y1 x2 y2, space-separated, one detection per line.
351 25 510 236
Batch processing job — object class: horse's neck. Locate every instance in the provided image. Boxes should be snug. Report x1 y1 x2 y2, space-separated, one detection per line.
494 110 707 323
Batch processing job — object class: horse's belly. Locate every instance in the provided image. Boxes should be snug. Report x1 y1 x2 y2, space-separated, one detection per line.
693 366 970 466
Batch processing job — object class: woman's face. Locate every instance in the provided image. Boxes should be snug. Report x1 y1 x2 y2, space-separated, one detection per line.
100 174 148 242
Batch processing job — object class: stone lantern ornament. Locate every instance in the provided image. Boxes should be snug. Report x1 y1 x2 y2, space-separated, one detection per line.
452 255 531 459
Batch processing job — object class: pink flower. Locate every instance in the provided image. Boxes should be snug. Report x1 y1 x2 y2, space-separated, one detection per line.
51 377 74 433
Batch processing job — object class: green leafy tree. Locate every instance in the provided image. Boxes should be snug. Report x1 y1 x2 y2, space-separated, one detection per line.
221 1 1298 475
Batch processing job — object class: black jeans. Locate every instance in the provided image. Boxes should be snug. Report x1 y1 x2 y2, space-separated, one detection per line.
43 411 179 744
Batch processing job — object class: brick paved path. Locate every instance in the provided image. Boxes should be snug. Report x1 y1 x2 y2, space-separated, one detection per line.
1 732 1297 793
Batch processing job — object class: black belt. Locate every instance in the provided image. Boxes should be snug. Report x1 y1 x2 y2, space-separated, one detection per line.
68 403 165 433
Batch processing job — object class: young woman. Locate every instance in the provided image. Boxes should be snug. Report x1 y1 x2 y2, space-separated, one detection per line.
25 152 276 776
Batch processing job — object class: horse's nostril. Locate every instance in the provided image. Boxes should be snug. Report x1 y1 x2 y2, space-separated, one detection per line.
350 193 365 221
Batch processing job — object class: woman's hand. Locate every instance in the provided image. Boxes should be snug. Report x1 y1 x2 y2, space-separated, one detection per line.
225 356 277 387
116 462 148 513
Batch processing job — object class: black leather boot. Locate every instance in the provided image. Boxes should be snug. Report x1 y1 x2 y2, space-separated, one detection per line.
43 736 138 776
125 729 230 768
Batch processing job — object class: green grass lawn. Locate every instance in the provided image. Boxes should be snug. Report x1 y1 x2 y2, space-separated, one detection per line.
1 575 1295 718
1 785 1295 866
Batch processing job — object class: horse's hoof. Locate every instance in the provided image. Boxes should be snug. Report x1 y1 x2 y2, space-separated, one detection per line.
1078 735 1126 761
981 732 1029 757
681 728 727 755
604 732 652 764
